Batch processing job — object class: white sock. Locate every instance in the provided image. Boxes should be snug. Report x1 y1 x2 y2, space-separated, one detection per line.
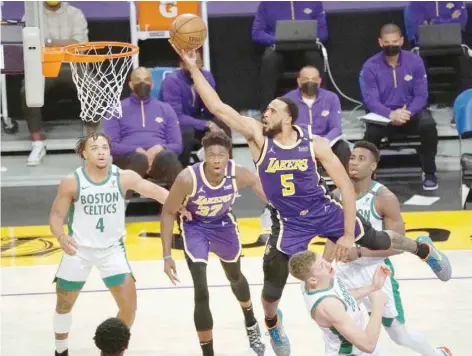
385 319 439 356
55 339 68 353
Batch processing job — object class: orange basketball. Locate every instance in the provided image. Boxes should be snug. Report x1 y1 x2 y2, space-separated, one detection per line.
169 14 207 51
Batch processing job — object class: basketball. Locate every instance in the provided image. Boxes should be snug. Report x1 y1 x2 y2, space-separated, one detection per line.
169 13 207 51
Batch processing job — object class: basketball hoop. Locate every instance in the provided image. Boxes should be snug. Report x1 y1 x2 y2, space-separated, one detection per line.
43 42 139 123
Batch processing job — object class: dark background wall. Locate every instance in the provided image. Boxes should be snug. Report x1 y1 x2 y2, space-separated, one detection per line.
5 6 472 119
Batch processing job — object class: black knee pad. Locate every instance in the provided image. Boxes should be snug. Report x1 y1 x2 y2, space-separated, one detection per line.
261 247 289 302
221 260 251 302
193 278 213 331
360 230 392 250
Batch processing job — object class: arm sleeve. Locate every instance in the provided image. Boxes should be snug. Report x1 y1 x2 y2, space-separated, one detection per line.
406 58 428 116
69 8 89 42
313 2 328 42
103 118 136 157
160 78 208 131
359 65 392 118
324 94 343 143
251 2 275 46
162 105 183 155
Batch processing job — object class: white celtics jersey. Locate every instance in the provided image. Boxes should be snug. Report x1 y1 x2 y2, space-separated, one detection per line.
302 277 369 355
68 165 126 248
341 181 385 267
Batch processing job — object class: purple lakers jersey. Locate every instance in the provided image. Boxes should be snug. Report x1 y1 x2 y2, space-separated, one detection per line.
184 159 238 225
255 125 326 217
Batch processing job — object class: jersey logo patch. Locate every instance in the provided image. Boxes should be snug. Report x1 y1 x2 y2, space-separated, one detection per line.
298 146 309 152
224 184 232 190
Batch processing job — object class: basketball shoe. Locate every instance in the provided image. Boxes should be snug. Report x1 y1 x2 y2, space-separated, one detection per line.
266 309 290 356
437 346 452 355
246 322 265 355
416 235 452 281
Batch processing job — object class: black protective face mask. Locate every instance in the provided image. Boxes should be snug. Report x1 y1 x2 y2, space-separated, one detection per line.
301 81 319 96
382 45 401 57
133 82 151 98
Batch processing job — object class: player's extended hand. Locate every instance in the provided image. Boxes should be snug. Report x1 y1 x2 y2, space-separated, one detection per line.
369 290 389 307
164 258 180 285
178 206 193 221
371 264 391 291
58 235 78 256
168 40 198 69
333 235 355 262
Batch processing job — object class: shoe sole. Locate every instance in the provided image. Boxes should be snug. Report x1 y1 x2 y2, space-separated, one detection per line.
423 185 439 191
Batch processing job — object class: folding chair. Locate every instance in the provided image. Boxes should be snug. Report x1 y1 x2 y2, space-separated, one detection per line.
453 89 472 209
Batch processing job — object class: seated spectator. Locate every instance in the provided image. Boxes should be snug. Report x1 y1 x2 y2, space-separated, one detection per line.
407 1 468 46
283 65 351 171
359 24 439 190
104 67 183 187
94 317 130 356
252 1 327 110
160 50 230 166
20 1 94 166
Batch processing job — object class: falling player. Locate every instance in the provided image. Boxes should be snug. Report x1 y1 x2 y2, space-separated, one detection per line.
289 250 391 355
49 133 185 356
327 141 452 356
160 131 266 356
170 44 452 356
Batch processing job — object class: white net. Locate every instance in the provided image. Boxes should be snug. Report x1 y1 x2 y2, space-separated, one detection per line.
66 43 137 123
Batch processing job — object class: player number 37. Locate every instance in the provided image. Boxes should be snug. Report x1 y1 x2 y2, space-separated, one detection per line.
281 174 295 196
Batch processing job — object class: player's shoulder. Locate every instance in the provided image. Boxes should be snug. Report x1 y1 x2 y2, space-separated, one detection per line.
376 184 397 201
59 173 79 193
176 166 196 185
311 295 347 323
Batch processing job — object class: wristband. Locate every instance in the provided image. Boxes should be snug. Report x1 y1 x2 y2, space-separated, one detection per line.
356 245 362 258
163 255 172 260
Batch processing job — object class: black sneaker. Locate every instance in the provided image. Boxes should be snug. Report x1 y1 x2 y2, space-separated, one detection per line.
246 322 265 356
55 350 68 356
423 174 439 191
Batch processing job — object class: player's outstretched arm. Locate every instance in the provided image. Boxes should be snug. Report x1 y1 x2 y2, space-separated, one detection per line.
119 169 169 204
313 296 385 354
170 43 263 143
234 165 268 203
49 175 78 255
348 265 391 300
313 136 356 261
161 169 193 284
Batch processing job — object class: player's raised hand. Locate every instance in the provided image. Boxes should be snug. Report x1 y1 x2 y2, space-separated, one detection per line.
371 264 391 290
369 290 389 307
58 235 78 256
168 40 197 69
164 258 180 285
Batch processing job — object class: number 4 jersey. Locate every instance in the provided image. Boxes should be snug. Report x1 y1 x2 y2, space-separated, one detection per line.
67 165 126 249
184 160 238 227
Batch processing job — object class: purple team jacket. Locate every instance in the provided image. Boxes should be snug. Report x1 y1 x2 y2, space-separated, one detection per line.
103 94 183 157
359 50 429 119
160 69 216 132
251 1 328 46
284 88 342 143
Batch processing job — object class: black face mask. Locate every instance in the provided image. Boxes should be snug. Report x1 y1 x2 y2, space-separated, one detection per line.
382 45 401 57
133 82 151 98
300 81 319 96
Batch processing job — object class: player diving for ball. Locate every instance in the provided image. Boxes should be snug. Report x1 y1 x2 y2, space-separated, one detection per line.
49 133 190 356
161 131 267 356
324 141 452 356
170 43 452 356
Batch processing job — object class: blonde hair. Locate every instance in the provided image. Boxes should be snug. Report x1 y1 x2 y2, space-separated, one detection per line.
288 250 317 281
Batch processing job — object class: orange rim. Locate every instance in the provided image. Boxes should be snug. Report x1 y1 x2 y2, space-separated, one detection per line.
42 41 139 77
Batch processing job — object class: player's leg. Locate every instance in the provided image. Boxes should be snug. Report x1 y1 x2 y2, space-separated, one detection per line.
53 252 92 355
220 258 265 355
98 241 137 327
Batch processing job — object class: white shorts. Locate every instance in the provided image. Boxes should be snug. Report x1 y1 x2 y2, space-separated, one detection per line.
54 240 133 291
334 258 405 327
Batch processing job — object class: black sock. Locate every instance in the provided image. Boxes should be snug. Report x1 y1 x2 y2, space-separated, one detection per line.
415 242 430 259
242 304 257 327
200 340 214 356
265 314 278 328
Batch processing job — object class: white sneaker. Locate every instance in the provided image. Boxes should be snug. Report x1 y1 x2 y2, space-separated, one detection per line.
27 141 46 166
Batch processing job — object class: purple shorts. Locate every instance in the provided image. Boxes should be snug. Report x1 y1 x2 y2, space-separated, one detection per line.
181 214 242 263
270 199 366 256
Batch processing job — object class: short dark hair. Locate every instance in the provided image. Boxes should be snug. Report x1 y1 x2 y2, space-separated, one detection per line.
201 130 232 151
380 23 402 37
277 97 299 123
75 132 111 159
354 141 380 162
297 65 320 78
94 318 130 356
